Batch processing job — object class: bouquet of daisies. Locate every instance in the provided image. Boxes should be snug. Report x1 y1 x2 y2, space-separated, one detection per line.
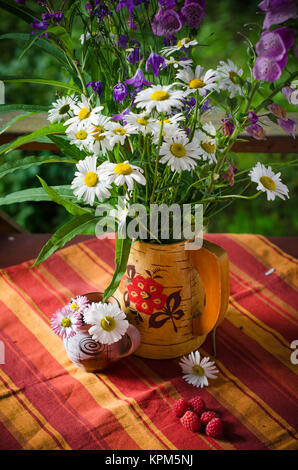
0 0 297 301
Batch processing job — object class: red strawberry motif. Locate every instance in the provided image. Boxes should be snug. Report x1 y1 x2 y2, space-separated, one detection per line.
127 275 167 315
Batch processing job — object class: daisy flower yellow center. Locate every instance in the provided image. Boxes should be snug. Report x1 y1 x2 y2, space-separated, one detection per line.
61 318 71 328
177 37 190 48
76 130 88 140
189 78 206 89
59 104 70 115
229 71 239 84
113 127 126 136
100 315 116 332
170 143 186 158
78 106 91 120
114 163 132 175
136 118 148 126
158 119 171 125
201 141 215 154
84 171 98 187
71 303 78 310
259 176 276 191
151 91 170 101
92 125 105 141
192 365 205 376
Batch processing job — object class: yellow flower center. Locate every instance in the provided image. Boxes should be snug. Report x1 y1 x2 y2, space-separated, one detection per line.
170 143 186 158
151 91 170 101
192 365 205 376
84 171 98 187
136 118 148 126
201 141 215 154
189 78 206 89
229 71 238 84
114 163 132 175
113 127 127 136
259 176 276 191
91 125 105 141
71 303 78 310
100 315 116 332
158 119 171 125
78 106 91 120
75 130 88 140
61 318 71 328
177 37 191 48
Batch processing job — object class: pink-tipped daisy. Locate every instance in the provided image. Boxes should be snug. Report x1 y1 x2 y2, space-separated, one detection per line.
68 295 89 314
51 306 82 339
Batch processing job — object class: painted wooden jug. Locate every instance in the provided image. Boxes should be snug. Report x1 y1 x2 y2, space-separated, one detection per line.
115 239 229 359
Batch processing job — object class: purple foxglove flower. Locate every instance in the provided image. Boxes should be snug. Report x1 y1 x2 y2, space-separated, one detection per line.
246 123 267 140
256 31 286 61
113 83 128 103
181 2 205 28
248 111 259 124
111 108 131 123
125 69 152 89
258 0 297 30
86 81 103 97
282 86 295 102
253 57 282 82
223 162 237 186
185 0 205 6
275 27 295 52
277 117 296 137
221 117 235 137
159 0 176 7
127 48 142 65
267 102 287 119
152 7 184 37
146 53 166 77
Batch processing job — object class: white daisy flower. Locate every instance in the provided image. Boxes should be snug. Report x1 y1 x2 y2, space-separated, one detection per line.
249 162 289 201
161 37 198 57
71 156 111 206
98 160 146 191
83 302 129 345
134 84 185 114
106 122 136 146
194 122 217 164
48 95 76 123
165 56 193 69
150 117 185 145
215 59 243 98
64 94 104 132
124 112 155 136
86 115 113 155
179 350 219 388
66 121 90 150
176 65 217 96
68 295 89 314
159 132 200 172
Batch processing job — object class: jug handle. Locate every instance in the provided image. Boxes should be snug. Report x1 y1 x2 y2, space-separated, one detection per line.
120 324 141 359
189 239 229 336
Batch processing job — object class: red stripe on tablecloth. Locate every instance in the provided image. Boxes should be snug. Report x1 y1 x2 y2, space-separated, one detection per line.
203 327 298 434
229 275 297 341
0 420 23 450
0 301 139 450
256 235 298 266
205 234 298 310
83 237 116 269
26 261 71 306
0 373 65 450
136 357 267 450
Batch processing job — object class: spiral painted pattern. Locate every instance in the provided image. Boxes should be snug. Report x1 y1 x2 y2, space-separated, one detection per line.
79 337 105 356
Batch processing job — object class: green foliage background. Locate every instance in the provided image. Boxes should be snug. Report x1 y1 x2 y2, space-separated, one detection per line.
0 0 297 235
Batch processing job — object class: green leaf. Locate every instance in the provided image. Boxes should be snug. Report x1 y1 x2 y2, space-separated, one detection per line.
0 122 65 155
1 77 81 94
46 26 74 55
34 213 99 265
102 235 132 302
0 104 50 114
36 175 90 216
18 34 39 61
48 135 86 161
0 186 75 206
0 0 36 23
0 155 75 179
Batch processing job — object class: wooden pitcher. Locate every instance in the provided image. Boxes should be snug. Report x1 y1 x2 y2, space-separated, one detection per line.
115 239 229 359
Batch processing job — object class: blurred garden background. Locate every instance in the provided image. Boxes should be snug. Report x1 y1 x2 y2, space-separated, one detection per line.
0 0 297 235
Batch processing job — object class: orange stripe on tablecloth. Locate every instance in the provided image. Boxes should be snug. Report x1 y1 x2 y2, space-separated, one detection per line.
25 261 70 306
0 419 23 450
77 243 114 275
256 235 298 266
230 262 298 325
228 234 298 292
0 409 34 450
0 277 170 450
0 370 71 450
199 350 298 450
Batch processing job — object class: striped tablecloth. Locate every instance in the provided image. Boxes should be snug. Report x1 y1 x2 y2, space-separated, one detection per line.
0 234 297 450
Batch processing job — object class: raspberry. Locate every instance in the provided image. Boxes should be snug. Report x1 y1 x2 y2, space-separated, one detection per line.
205 417 223 438
173 398 190 418
201 411 218 426
188 396 205 415
180 411 201 432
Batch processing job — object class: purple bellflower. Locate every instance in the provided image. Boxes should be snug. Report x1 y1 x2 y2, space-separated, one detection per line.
113 83 128 103
125 69 152 90
146 53 166 77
